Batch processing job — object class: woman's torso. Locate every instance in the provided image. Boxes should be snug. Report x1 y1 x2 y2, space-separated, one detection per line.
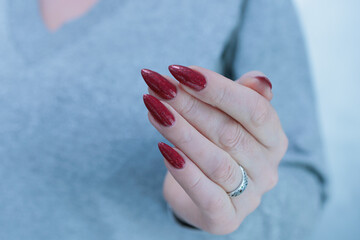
0 0 242 239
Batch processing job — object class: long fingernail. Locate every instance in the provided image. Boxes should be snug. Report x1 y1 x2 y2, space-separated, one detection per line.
158 142 185 169
168 65 206 91
143 94 175 127
254 76 272 89
141 69 177 100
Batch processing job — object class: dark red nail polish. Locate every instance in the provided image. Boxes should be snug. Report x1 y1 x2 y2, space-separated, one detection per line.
141 69 177 100
168 65 206 91
143 94 175 127
158 142 185 169
255 76 272 89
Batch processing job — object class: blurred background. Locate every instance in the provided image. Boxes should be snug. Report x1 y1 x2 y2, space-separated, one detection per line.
293 0 360 239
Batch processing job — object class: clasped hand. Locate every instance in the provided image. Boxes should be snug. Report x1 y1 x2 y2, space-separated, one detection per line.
141 65 288 235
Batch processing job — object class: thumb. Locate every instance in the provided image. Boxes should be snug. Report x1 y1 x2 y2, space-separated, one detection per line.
234 71 273 101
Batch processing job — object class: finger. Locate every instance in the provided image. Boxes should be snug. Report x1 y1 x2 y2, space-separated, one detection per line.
234 71 273 101
160 145 259 233
163 171 204 229
143 94 244 193
141 69 270 183
159 143 235 221
159 143 257 234
168 65 286 148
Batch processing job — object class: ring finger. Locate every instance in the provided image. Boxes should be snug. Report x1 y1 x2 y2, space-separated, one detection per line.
160 144 258 232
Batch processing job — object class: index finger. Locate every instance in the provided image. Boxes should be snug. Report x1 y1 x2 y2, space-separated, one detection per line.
168 65 285 148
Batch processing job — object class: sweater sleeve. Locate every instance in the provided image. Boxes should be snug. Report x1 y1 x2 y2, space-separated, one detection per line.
222 0 328 239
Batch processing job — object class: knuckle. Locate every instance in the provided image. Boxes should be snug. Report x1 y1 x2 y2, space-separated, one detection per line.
177 128 193 145
212 86 228 106
180 97 199 116
253 195 262 209
202 195 227 213
250 96 270 127
273 132 289 164
245 194 262 213
188 176 203 192
218 123 252 152
265 168 279 190
211 156 239 188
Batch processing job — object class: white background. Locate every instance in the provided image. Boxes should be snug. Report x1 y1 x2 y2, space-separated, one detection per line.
294 0 360 239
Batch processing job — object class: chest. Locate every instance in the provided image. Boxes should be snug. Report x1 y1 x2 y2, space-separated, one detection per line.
0 0 242 180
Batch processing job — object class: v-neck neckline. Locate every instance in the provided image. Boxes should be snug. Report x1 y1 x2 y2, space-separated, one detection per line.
7 0 122 64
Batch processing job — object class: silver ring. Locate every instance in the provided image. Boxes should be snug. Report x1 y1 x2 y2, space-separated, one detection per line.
227 165 248 198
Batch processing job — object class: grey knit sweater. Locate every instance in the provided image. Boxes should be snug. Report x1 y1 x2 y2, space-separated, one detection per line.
0 0 327 239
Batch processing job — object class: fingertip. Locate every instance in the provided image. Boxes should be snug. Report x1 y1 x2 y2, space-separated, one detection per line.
158 142 185 169
235 72 273 101
254 76 272 90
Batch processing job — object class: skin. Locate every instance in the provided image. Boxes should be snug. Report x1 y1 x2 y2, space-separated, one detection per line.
148 68 288 234
39 0 98 31
39 0 288 235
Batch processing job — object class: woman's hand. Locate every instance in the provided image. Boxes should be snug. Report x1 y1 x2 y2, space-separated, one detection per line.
141 65 288 235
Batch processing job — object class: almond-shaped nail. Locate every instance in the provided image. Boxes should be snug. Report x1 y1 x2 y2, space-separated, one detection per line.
143 94 175 127
168 65 206 91
158 142 185 169
141 69 177 100
254 76 272 89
